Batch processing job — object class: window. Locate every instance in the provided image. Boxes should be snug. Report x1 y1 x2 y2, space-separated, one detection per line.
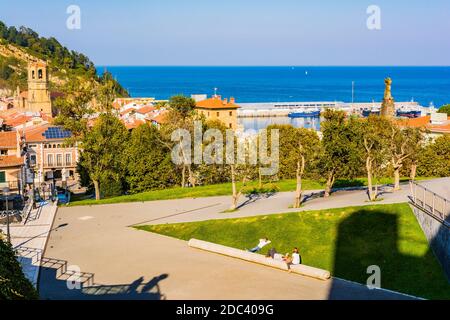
216 112 220 117
229 111 233 116
229 123 232 129
65 153 72 166
32 70 35 79
0 171 5 183
30 155 37 166
56 154 63 166
44 144 48 149
47 154 53 166
38 69 43 79
53 144 56 148
0 150 7 155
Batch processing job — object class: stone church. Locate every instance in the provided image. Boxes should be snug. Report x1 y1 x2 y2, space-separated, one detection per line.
14 61 54 117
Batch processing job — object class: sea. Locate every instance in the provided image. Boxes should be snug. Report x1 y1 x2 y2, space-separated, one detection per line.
99 66 450 131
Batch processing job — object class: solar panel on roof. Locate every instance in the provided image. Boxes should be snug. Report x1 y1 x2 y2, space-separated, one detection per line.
42 127 72 140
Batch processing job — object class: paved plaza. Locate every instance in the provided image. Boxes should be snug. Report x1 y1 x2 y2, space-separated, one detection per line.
39 185 417 300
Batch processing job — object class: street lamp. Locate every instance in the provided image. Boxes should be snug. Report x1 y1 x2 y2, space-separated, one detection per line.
3 187 11 244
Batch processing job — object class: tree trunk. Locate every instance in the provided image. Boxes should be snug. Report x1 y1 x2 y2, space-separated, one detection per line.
181 166 186 188
366 157 376 201
230 165 238 210
294 159 304 208
188 164 195 188
410 163 417 181
393 166 401 191
324 171 335 197
258 168 262 189
93 180 101 201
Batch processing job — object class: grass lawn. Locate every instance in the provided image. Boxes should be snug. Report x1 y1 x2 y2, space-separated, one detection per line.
66 176 433 207
136 203 450 300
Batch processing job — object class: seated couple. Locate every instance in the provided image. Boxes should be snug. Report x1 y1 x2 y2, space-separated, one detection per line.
266 247 302 266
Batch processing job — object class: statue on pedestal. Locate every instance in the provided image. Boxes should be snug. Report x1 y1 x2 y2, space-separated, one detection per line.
381 78 395 118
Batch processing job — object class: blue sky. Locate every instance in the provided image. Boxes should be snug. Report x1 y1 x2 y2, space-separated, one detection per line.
1 0 449 66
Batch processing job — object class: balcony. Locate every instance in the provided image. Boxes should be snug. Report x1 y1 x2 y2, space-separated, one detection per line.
44 162 75 168
0 180 20 190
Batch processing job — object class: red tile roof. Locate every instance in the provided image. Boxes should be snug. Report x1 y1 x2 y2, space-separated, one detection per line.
0 155 24 168
196 96 240 110
24 124 70 142
136 106 156 114
23 125 51 142
120 108 136 116
125 120 145 130
397 116 450 134
151 112 169 125
4 114 33 128
0 131 17 148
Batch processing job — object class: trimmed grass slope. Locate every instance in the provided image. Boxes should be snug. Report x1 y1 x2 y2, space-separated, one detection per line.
136 203 450 300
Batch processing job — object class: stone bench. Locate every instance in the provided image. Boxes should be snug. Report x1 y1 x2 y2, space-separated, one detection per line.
188 239 330 280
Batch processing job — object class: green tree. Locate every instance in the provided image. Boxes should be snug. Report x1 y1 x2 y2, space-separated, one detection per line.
388 125 426 189
169 95 197 118
228 140 259 211
160 96 200 188
438 104 450 116
417 135 450 177
196 119 231 185
267 125 297 180
0 238 38 300
292 128 321 208
79 113 129 200
359 116 392 201
125 123 178 193
320 110 363 197
53 78 96 140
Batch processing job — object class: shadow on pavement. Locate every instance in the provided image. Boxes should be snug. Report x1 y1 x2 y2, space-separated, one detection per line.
38 256 168 300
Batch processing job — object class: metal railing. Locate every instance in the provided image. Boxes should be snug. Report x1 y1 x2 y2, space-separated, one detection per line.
410 181 449 226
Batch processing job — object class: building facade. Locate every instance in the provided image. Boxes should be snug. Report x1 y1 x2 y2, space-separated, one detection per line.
195 96 240 130
24 125 79 187
14 61 54 117
0 131 24 191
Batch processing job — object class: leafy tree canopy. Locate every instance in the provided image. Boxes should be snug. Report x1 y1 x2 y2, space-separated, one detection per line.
438 104 450 116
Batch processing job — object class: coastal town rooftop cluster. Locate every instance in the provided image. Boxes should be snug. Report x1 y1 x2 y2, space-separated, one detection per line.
1 62 450 196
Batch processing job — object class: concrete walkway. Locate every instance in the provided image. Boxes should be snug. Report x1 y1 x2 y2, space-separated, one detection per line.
126 183 411 226
0 201 58 287
39 185 417 300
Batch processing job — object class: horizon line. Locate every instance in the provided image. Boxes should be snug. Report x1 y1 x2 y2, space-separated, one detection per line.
95 65 450 68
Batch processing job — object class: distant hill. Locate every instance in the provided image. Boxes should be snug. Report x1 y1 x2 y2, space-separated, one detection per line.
0 21 128 97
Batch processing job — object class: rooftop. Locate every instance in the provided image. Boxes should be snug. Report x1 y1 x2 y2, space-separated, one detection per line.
196 96 240 110
0 131 18 149
397 115 450 134
24 124 72 142
0 155 24 168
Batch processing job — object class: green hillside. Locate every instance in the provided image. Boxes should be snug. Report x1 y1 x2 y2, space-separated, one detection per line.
0 21 128 97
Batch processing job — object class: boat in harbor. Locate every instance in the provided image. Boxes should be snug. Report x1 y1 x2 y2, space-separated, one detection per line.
288 109 321 118
362 109 380 117
396 110 422 118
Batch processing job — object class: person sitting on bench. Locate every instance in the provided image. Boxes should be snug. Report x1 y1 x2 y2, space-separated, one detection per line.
283 248 302 265
248 237 271 253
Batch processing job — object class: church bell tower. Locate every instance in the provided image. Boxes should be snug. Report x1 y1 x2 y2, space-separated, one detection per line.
27 61 53 116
